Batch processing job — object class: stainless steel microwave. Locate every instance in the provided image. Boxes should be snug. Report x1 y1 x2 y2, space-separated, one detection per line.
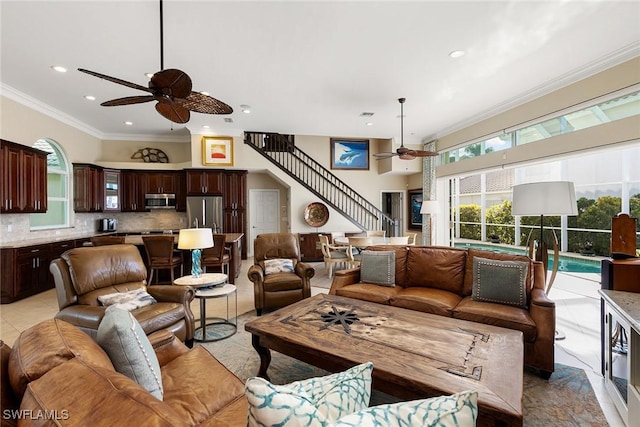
145 193 176 209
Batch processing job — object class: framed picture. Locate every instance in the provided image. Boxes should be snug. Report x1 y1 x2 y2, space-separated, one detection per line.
202 136 234 166
408 189 423 229
330 138 369 170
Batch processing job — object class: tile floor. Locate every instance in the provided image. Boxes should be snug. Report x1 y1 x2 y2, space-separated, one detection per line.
0 259 625 426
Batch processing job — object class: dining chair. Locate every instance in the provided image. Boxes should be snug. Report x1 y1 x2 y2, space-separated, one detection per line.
366 230 386 237
319 235 350 278
346 236 373 266
388 236 410 245
405 233 417 245
90 236 125 246
201 233 230 275
142 235 183 285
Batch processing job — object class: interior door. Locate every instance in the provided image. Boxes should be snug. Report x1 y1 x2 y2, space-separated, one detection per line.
249 189 280 256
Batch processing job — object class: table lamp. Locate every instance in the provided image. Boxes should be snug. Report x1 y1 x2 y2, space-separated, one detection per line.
420 200 440 245
178 228 214 278
512 181 578 294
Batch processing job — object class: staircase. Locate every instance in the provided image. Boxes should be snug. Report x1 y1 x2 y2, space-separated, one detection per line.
244 132 395 232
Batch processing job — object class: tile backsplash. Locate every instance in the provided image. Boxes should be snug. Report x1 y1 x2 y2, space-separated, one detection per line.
0 211 188 245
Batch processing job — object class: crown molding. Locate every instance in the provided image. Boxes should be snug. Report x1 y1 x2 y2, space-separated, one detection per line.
434 42 640 139
1 83 191 143
1 83 105 139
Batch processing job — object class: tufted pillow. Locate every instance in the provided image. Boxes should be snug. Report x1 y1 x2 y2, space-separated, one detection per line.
96 307 163 400
264 258 295 275
97 289 157 311
360 250 395 287
332 390 478 427
472 257 529 308
245 362 373 426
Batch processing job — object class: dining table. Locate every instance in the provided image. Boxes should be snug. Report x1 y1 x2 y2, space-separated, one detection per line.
333 236 389 248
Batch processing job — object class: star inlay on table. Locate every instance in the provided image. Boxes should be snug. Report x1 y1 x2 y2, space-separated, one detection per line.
320 305 360 334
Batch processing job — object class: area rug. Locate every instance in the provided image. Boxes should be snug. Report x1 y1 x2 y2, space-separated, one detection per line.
199 312 608 426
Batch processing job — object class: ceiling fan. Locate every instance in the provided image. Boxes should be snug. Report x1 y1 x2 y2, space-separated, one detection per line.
78 0 232 124
373 98 438 160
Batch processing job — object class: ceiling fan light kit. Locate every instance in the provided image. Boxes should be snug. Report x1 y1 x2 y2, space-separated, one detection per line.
374 98 437 161
78 0 232 124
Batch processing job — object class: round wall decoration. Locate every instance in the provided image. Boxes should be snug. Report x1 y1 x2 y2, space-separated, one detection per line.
304 202 329 227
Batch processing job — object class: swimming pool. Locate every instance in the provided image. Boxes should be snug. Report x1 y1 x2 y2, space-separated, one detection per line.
454 242 602 274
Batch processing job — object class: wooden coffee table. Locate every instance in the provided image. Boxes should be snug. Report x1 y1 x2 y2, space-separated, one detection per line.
245 294 523 427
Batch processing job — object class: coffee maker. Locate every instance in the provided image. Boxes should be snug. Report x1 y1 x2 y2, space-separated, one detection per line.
100 218 117 232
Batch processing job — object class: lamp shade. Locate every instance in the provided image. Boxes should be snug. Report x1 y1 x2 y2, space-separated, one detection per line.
512 181 578 216
178 228 214 250
420 200 440 214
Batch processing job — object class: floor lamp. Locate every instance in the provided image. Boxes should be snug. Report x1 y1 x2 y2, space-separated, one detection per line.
178 228 214 278
512 181 578 340
420 200 440 245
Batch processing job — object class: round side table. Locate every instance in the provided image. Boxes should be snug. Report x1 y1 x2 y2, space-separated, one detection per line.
174 273 237 342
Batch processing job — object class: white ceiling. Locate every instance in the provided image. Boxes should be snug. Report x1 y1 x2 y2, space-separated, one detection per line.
2 1 639 146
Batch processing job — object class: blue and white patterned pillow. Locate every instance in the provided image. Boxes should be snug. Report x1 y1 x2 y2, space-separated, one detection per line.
264 258 295 275
97 289 157 311
331 390 478 427
245 362 373 426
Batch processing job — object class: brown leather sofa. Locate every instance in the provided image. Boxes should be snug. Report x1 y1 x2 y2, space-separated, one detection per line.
50 244 195 345
329 246 555 377
0 319 247 426
248 233 315 315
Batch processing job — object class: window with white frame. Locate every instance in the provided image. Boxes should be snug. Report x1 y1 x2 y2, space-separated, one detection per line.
29 139 70 229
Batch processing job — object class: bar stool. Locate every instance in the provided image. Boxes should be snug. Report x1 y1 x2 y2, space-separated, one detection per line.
142 235 183 284
201 234 230 275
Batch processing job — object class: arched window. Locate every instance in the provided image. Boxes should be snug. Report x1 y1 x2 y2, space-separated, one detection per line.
30 139 70 229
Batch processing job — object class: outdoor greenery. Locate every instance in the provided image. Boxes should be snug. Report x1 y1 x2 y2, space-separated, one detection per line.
457 194 640 256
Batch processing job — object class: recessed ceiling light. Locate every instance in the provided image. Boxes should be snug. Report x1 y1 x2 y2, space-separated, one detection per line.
200 91 209 96
366 122 373 126
449 50 465 58
124 121 133 126
51 65 67 73
240 104 251 114
84 95 96 101
145 72 154 78
202 125 210 129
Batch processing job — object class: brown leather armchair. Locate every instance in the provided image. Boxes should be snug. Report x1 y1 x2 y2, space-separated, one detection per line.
50 244 195 345
248 233 315 315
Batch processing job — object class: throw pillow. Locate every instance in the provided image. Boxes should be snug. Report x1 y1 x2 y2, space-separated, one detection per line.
359 250 395 287
96 307 163 400
245 362 373 427
97 289 157 311
331 390 478 427
472 256 529 308
264 258 295 275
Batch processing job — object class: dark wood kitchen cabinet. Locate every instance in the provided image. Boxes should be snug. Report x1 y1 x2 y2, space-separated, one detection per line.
223 170 247 259
146 171 178 194
1 139 48 214
121 170 148 212
1 239 80 303
185 169 223 195
73 163 104 212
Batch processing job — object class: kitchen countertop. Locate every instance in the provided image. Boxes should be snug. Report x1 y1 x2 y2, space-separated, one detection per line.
0 232 114 250
123 232 243 246
599 289 640 332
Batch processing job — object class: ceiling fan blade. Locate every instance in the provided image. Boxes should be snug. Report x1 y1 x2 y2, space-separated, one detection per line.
399 153 416 160
411 150 439 157
78 68 151 93
155 102 190 124
174 92 234 114
150 69 192 98
373 152 398 159
101 95 157 107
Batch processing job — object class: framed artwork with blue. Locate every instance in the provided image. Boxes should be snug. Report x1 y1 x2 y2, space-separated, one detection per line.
408 189 423 230
330 138 369 170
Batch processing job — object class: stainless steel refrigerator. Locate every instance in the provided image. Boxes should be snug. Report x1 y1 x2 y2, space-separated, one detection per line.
186 196 224 233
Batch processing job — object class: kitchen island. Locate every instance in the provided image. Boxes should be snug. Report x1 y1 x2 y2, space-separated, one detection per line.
122 232 244 284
